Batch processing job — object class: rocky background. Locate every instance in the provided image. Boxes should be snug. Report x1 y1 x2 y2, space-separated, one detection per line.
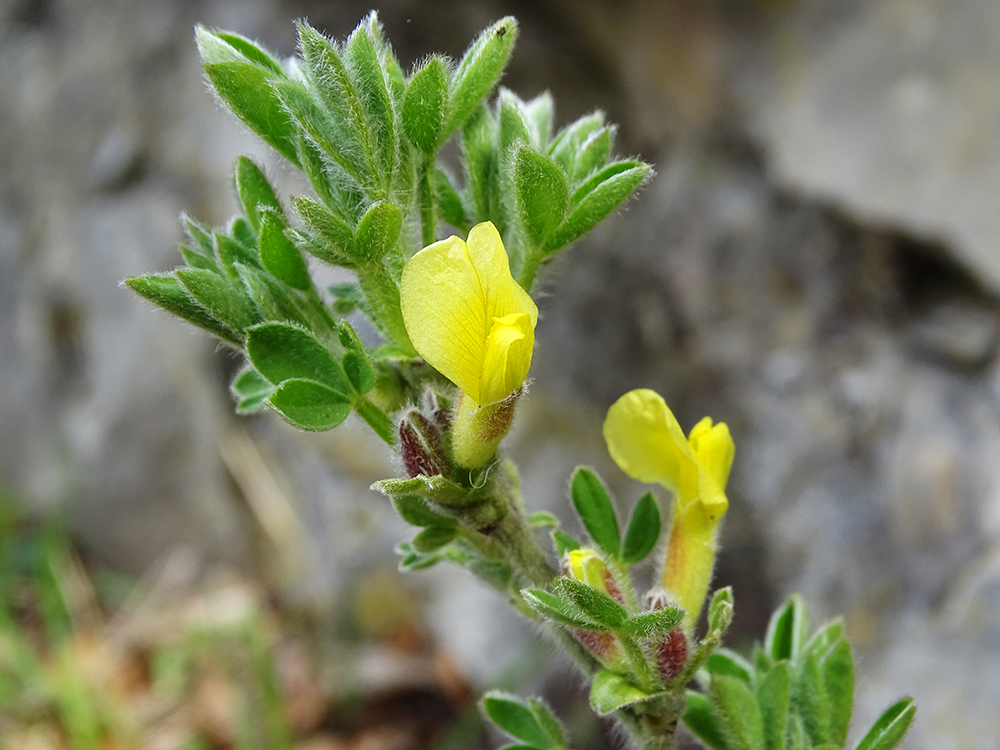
3 0 1000 748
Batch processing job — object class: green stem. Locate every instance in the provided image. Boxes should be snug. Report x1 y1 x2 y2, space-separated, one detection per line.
489 509 556 587
518 247 544 293
418 154 435 247
620 636 660 694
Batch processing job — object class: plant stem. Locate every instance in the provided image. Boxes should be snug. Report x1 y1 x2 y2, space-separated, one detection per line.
518 248 543 293
418 154 435 246
489 509 556 587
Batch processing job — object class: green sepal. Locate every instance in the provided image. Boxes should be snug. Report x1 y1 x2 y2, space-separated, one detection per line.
446 17 517 134
412 525 458 553
555 578 627 628
756 663 790 750
201 59 298 165
403 56 449 153
527 511 560 529
482 692 559 750
622 492 661 565
293 197 358 267
708 587 735 641
230 367 273 415
258 212 311 291
371 475 472 509
434 168 469 232
706 649 753 684
855 698 916 750
569 467 621 559
245 322 351 395
124 274 242 346
551 530 581 556
683 690 731 750
514 146 568 247
711 674 764 750
395 540 445 571
266 378 352 431
392 495 456 528
345 16 396 185
354 398 395 445
235 156 283 231
546 161 650 251
520 589 602 630
765 594 809 663
589 670 656 716
622 607 684 640
355 201 403 264
175 267 256 331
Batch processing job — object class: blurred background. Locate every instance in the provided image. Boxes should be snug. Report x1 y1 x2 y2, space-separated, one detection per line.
3 0 1000 748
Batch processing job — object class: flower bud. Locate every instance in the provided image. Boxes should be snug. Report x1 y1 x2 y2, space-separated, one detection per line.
399 409 449 478
646 589 688 682
563 549 624 604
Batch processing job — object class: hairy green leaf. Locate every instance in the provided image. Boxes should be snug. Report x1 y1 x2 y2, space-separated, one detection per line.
622 492 661 564
570 467 620 558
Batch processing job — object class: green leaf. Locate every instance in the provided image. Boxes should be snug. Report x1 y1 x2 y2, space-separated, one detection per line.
708 587 735 640
855 698 916 750
569 468 620 558
551 530 581 556
245 323 351 394
520 588 602 630
622 492 661 564
203 61 298 165
527 511 560 529
528 699 566 750
296 133 338 210
756 663 790 750
446 17 518 134
683 690 731 750
235 156 283 231
181 244 217 272
462 104 501 225
705 649 753 684
482 692 554 749
589 670 655 716
215 31 284 74
547 162 650 251
795 651 831 746
622 608 684 640
403 56 449 153
355 201 402 264
357 264 415 354
392 495 455 528
821 638 854 746
337 321 375 393
293 196 358 266
765 595 808 663
230 367 273 415
524 92 555 150
805 619 846 660
555 578 627 628
711 674 764 750
500 89 532 150
124 274 241 345
571 127 613 183
445 539 514 590
395 541 445 571
514 146 568 247
215 233 258 282
266 378 352 430
345 19 395 183
785 713 810 750
549 113 604 173
183 215 216 255
258 212 311 291
175 267 256 331
237 264 309 327
413 525 459 553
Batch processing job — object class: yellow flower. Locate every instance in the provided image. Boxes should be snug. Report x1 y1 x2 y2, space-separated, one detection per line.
400 221 538 407
603 389 734 630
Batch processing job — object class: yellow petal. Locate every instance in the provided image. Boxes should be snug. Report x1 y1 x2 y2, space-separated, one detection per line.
688 417 734 491
400 221 537 405
602 389 695 494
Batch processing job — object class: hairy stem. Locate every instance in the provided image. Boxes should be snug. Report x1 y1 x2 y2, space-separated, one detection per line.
418 154 435 247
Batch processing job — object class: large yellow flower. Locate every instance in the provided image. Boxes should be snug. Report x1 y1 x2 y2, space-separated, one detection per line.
400 221 538 407
603 389 734 630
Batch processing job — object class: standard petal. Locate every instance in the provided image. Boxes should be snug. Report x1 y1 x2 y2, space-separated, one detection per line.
400 234 487 401
480 312 534 405
467 221 538 327
602 389 692 491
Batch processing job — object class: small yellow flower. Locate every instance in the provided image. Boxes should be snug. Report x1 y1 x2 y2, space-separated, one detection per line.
603 389 734 630
400 221 538 407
